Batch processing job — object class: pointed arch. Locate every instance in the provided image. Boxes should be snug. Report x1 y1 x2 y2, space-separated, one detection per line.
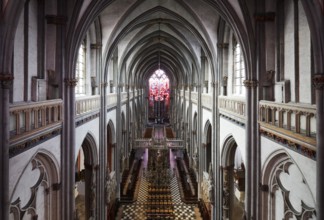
221 135 245 220
107 120 116 172
203 120 212 172
9 150 60 220
260 150 316 220
107 120 116 144
75 133 99 219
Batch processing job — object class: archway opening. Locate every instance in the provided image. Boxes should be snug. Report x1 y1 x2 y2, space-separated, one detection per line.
107 123 115 172
205 124 212 172
75 135 97 220
222 138 245 220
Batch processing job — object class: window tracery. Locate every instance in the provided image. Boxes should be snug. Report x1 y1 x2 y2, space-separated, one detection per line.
233 40 245 95
76 40 86 95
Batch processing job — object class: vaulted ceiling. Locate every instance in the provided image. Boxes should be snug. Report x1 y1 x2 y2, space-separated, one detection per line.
97 0 222 87
67 0 254 88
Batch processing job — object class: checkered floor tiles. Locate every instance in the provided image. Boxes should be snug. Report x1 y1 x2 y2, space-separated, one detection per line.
118 172 199 220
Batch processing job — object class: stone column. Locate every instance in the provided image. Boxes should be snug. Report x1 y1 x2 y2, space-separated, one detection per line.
243 79 258 220
314 75 324 220
197 83 202 198
116 84 122 199
0 74 13 220
188 85 193 166
99 76 107 220
211 81 222 220
62 78 78 220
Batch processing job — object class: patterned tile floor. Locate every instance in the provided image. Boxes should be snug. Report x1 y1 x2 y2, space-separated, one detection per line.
118 165 199 220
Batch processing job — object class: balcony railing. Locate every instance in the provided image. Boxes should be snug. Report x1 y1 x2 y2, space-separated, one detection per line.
75 95 100 116
185 91 189 99
9 99 63 143
218 96 246 122
106 94 117 107
202 94 212 109
259 101 316 149
191 92 198 102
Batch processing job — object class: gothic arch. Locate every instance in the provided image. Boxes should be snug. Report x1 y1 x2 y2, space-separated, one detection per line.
260 150 316 220
75 133 99 219
9 150 60 220
192 112 198 156
107 120 116 172
203 120 212 172
221 135 245 220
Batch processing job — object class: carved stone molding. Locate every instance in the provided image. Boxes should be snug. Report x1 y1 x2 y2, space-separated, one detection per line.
313 74 324 89
260 129 316 160
10 128 62 158
243 79 259 88
0 73 14 89
217 43 229 49
45 15 68 25
64 78 78 87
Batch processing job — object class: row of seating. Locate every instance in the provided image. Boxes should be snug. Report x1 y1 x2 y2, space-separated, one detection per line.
145 202 173 206
176 159 198 203
165 127 175 138
120 155 142 202
143 127 153 138
147 195 172 199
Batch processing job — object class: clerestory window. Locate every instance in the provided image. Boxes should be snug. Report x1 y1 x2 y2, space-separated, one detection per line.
233 41 245 95
76 40 86 95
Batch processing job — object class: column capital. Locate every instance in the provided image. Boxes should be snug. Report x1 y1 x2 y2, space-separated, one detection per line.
90 43 102 49
243 79 259 88
0 73 14 89
217 43 229 49
64 78 78 87
313 74 324 89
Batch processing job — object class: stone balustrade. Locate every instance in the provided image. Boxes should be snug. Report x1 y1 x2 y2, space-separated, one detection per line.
218 96 246 122
9 99 63 143
191 92 198 102
259 101 316 152
202 94 213 109
121 92 128 102
106 94 117 107
185 91 189 99
75 95 100 116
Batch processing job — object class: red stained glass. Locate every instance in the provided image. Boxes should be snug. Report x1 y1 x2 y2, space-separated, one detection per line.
149 69 170 107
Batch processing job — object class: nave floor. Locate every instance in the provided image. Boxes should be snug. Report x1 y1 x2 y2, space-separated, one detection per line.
117 173 201 220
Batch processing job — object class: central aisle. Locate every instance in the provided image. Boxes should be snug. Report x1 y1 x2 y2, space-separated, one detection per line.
117 149 201 220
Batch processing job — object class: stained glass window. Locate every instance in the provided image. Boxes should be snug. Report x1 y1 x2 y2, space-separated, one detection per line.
148 69 170 108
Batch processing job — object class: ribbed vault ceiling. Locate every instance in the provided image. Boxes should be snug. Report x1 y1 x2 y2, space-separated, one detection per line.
97 0 221 88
